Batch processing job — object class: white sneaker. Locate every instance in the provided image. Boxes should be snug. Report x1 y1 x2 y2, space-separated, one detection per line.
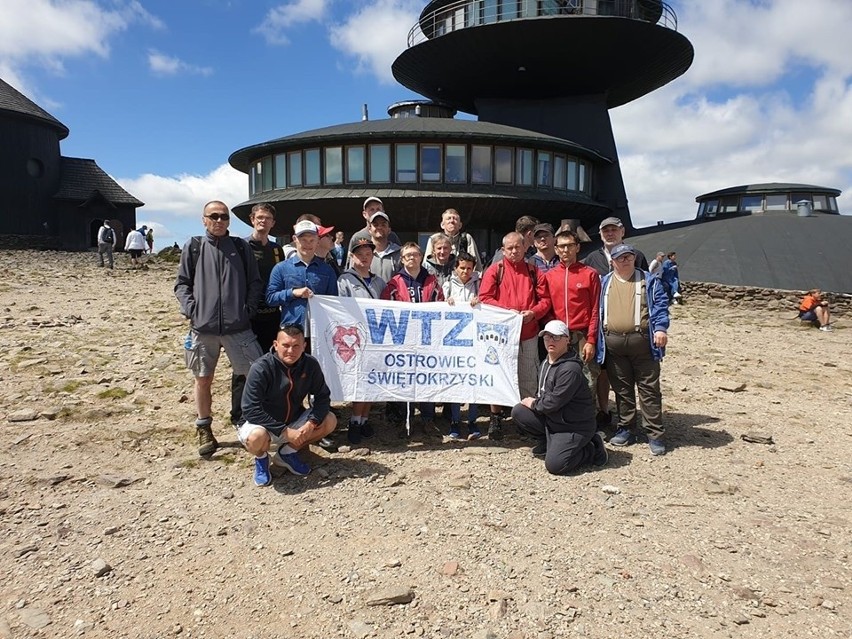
819 325 833 332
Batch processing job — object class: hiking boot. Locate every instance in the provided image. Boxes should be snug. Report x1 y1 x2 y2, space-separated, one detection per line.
347 421 362 445
610 428 636 447
272 450 311 476
531 439 547 459
361 421 374 439
487 413 504 440
197 424 218 456
449 423 462 440
254 455 272 487
648 437 666 456
591 432 608 467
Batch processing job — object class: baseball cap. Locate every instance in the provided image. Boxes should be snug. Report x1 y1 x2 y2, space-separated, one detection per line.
363 196 383 209
609 244 636 260
293 220 319 236
351 238 376 251
538 320 571 338
533 223 555 236
368 211 390 224
317 224 335 237
599 216 624 230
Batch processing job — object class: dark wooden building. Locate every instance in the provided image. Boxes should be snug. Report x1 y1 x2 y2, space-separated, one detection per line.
0 77 143 250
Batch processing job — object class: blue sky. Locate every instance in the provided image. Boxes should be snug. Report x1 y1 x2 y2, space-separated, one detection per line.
3 0 851 247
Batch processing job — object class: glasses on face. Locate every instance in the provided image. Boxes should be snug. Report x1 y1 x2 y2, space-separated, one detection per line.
205 213 230 222
614 254 635 262
555 243 578 250
542 334 567 341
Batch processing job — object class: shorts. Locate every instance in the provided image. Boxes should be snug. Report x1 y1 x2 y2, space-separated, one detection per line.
184 328 262 377
799 310 817 322
129 249 143 259
236 409 311 447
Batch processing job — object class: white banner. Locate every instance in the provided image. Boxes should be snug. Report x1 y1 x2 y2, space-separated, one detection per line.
309 296 522 405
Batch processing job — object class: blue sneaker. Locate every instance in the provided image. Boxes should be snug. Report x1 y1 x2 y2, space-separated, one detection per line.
610 428 636 447
648 438 666 456
273 450 311 476
253 455 272 487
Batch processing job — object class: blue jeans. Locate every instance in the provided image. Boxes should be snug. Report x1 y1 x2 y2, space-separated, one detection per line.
448 402 479 424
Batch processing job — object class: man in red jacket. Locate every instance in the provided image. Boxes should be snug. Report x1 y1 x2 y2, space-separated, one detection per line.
479 232 549 440
542 227 605 424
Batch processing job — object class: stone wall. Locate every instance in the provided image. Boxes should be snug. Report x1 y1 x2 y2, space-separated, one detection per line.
0 234 63 250
681 281 850 317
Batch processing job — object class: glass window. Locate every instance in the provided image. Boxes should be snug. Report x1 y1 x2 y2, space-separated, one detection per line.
828 196 838 212
765 194 786 210
252 161 263 194
720 196 738 212
325 147 343 185
495 147 513 184
346 146 365 183
249 165 257 196
741 195 763 212
516 148 533 185
305 148 320 186
501 0 519 20
567 159 578 190
704 200 719 216
262 156 273 192
396 143 417 183
482 0 498 24
697 201 706 218
578 161 587 192
812 194 827 210
274 154 286 189
445 145 466 183
553 155 566 190
536 151 552 187
471 145 492 183
370 144 391 183
790 192 811 206
421 145 441 182
288 152 302 187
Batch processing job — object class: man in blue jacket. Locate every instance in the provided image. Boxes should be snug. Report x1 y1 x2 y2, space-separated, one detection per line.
596 244 670 456
239 325 337 486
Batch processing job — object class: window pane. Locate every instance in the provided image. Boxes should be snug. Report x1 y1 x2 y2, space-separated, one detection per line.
741 195 762 211
567 159 578 190
249 165 257 196
471 145 492 183
482 0 498 24
396 144 417 182
421 145 441 182
813 194 827 210
516 149 533 185
720 196 738 212
262 156 273 192
495 147 513 184
325 147 343 185
347 146 365 183
553 155 566 190
765 194 786 210
536 151 552 187
445 145 466 183
790 192 811 207
829 196 838 211
288 152 302 187
705 200 719 216
305 148 320 186
274 154 286 189
370 144 391 183
253 161 263 194
578 161 587 192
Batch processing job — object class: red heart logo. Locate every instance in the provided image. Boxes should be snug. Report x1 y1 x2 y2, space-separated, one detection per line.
332 325 361 364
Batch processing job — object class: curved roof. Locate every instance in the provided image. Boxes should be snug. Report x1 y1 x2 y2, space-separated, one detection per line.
228 117 611 170
0 77 69 140
626 213 852 293
697 182 841 201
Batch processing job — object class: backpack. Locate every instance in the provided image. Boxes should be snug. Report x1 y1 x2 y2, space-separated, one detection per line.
102 227 114 244
187 236 250 281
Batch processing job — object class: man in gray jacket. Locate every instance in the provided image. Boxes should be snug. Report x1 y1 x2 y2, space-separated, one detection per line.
175 200 264 456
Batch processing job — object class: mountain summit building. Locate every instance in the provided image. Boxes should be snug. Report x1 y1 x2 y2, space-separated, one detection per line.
229 1 693 249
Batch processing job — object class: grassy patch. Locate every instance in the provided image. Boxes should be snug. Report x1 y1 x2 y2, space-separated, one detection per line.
97 388 130 399
62 380 87 393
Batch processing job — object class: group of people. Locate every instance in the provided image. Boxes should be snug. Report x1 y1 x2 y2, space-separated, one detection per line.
174 198 674 487
96 220 154 269
649 251 682 304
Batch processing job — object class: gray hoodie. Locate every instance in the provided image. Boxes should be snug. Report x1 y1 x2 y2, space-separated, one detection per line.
442 271 481 304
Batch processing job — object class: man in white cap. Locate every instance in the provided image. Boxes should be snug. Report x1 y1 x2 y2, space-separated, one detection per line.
347 196 401 260
583 217 649 275
511 319 607 474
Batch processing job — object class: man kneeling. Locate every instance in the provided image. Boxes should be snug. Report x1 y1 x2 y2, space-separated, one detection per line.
239 324 337 486
511 320 608 475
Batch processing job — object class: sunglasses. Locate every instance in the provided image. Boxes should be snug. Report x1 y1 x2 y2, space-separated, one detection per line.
205 213 230 221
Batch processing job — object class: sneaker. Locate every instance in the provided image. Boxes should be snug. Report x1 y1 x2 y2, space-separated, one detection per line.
253 455 272 487
531 439 547 459
487 414 503 441
317 436 337 451
591 432 608 467
610 428 636 447
648 438 666 456
272 450 311 476
361 421 374 439
347 421 362 445
449 423 462 440
468 425 482 441
819 325 833 332
197 424 218 456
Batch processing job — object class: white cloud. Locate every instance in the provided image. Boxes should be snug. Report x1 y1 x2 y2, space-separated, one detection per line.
147 50 213 77
255 0 333 45
115 164 250 245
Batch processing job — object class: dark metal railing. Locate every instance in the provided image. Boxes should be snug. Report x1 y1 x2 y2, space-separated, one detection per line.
408 0 678 47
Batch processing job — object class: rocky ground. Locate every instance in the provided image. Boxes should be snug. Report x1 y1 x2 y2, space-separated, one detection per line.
0 249 849 639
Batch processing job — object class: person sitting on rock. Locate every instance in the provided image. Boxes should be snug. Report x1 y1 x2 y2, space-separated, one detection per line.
511 320 607 474
239 324 337 486
799 288 832 332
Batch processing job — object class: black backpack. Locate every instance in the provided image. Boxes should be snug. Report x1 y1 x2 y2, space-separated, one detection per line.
187 236 250 280
102 227 114 244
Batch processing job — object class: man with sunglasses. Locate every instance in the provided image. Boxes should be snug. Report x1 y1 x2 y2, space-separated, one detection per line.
175 200 264 457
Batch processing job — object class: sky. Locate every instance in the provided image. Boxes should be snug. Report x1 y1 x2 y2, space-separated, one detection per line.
2 0 852 248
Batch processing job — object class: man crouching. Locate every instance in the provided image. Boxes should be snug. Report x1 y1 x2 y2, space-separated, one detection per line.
239 324 337 486
511 320 607 475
